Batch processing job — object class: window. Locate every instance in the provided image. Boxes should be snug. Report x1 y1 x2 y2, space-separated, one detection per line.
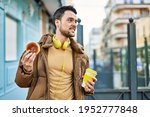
116 0 124 4
5 16 17 61
123 11 131 18
125 0 133 3
133 10 140 17
141 10 149 16
134 0 141 3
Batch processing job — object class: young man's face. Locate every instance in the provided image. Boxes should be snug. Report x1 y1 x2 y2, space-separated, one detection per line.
56 10 77 38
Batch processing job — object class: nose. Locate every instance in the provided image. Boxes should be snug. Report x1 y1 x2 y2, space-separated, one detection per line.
72 24 77 30
73 20 77 26
71 22 77 29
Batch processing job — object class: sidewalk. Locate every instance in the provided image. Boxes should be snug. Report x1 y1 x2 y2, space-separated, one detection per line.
0 87 27 100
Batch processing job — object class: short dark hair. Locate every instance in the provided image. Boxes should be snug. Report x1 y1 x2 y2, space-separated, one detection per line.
53 5 77 22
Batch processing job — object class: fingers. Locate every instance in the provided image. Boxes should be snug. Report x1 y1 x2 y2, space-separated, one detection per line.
92 77 97 82
28 53 36 63
21 50 36 63
21 50 29 63
87 80 95 86
84 80 95 93
21 50 36 72
23 50 31 57
22 51 33 63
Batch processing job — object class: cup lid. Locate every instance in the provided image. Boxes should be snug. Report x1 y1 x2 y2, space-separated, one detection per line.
86 68 97 75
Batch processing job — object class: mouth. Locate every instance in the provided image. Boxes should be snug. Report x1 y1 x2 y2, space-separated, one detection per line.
70 28 75 32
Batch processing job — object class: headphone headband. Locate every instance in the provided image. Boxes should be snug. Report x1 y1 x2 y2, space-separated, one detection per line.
52 36 70 50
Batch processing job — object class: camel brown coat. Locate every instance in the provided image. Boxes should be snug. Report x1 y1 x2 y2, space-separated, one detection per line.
15 33 92 100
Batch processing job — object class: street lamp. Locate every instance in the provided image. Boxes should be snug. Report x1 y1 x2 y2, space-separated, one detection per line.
77 18 83 46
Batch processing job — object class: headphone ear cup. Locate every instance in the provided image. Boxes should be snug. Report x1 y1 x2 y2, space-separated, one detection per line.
53 36 62 49
62 40 70 50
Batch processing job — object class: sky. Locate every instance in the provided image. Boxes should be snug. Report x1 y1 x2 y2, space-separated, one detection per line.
73 0 108 45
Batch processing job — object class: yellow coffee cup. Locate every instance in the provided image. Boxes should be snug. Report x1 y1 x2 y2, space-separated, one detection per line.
82 68 97 87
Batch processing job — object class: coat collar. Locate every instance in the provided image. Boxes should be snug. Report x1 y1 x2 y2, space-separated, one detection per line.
39 33 84 54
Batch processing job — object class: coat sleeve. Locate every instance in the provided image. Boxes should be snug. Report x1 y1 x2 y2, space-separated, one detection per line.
15 34 47 88
15 53 33 88
82 54 95 96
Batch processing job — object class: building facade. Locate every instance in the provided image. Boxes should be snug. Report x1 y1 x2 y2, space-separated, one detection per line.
100 0 150 89
87 28 101 60
102 0 150 49
0 0 62 99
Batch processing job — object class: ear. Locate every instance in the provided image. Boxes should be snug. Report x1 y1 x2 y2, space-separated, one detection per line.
55 19 60 27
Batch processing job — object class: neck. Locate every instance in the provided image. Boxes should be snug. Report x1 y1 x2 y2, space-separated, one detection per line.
55 32 68 43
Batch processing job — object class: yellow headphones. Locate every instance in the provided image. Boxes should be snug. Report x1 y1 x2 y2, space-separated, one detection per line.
52 36 70 50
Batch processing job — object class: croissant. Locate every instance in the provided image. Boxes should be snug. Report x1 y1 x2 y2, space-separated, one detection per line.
26 42 40 55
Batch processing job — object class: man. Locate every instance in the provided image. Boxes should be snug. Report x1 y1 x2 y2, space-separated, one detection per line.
15 6 96 100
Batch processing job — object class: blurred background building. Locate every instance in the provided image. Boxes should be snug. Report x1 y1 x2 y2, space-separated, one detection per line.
99 0 150 89
86 28 101 60
101 0 150 49
84 0 150 99
0 0 64 99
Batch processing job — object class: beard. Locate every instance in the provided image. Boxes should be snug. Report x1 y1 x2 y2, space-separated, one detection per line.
59 25 76 38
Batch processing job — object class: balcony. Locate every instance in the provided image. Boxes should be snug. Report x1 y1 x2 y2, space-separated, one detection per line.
112 4 150 13
111 32 127 40
111 18 129 26
105 1 150 17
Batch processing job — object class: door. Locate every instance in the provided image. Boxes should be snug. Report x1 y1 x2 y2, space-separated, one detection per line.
5 15 18 94
0 14 27 100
